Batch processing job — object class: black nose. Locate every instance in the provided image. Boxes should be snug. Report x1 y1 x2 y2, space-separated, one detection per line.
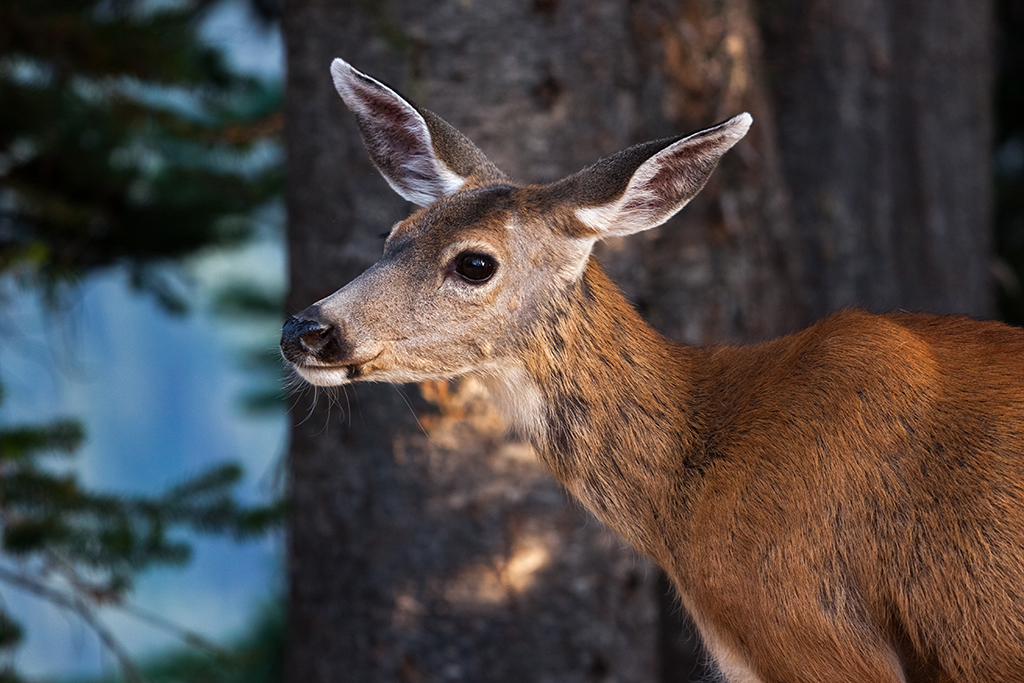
281 316 350 365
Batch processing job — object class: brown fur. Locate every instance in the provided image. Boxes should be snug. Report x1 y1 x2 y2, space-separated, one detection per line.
520 265 1024 682
283 59 1024 683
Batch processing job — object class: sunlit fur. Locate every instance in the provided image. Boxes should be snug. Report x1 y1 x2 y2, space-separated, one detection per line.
508 265 1024 681
281 58 1024 683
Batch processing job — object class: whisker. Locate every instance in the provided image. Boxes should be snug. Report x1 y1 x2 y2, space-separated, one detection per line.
394 384 435 444
318 388 332 435
342 385 352 427
294 384 320 427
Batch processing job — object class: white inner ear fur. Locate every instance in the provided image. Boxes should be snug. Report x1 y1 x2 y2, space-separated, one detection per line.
576 112 752 238
574 185 662 239
573 139 701 238
330 58 465 206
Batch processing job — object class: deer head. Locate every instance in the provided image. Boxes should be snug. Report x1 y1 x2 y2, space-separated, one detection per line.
280 58 750 395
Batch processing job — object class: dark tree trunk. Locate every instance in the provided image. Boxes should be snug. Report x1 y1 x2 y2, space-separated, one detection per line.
282 0 994 682
760 0 994 319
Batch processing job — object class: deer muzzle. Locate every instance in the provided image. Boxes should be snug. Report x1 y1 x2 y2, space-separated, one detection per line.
280 311 353 367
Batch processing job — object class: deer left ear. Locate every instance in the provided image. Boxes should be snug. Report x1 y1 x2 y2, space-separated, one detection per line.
564 113 752 238
331 58 498 206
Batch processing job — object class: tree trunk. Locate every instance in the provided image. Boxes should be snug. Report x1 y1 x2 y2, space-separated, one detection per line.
760 0 994 319
282 0 994 682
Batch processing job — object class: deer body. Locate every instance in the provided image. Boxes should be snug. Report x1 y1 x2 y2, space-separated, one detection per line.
281 58 1024 682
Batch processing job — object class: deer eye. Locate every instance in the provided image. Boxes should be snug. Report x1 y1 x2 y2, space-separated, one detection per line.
454 252 497 283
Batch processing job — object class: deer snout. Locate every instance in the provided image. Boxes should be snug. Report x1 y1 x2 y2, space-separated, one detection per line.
280 315 351 366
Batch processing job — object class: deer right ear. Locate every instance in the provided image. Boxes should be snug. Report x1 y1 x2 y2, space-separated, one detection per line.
561 113 752 239
331 58 497 206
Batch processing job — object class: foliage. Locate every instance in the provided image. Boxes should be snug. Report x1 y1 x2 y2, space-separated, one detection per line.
0 386 284 682
0 0 283 310
0 0 285 680
68 600 284 683
212 281 286 413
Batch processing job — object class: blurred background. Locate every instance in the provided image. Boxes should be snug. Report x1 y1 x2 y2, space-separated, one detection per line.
1 0 1022 682
1 0 286 680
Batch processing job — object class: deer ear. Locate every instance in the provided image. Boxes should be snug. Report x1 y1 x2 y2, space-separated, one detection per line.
563 114 752 238
331 58 497 206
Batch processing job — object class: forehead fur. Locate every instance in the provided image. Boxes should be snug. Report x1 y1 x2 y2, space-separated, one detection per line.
388 184 517 247
384 181 595 264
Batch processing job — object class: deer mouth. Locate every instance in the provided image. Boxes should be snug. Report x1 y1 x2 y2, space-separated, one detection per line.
289 350 384 386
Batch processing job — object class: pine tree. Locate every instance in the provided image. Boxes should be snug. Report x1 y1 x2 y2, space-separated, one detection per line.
0 0 284 680
0 0 282 305
0 390 283 682
70 601 284 683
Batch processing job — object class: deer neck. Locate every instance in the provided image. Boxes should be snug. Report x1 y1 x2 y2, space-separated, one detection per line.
482 259 703 563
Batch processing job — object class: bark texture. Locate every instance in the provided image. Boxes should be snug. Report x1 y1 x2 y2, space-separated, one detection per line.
283 0 994 681
761 0 994 318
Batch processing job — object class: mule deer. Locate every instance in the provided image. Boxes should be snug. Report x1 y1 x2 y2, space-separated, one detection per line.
281 58 1024 683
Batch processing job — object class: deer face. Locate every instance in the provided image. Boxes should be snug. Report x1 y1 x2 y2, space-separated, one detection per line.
281 57 750 389
282 183 593 386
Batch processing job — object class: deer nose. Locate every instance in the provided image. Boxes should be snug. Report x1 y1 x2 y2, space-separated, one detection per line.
281 316 348 364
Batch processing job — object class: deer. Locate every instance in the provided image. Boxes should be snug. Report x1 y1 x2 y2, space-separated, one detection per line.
280 57 1024 683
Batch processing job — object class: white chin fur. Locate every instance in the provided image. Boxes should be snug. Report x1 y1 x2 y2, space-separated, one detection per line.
294 365 353 386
